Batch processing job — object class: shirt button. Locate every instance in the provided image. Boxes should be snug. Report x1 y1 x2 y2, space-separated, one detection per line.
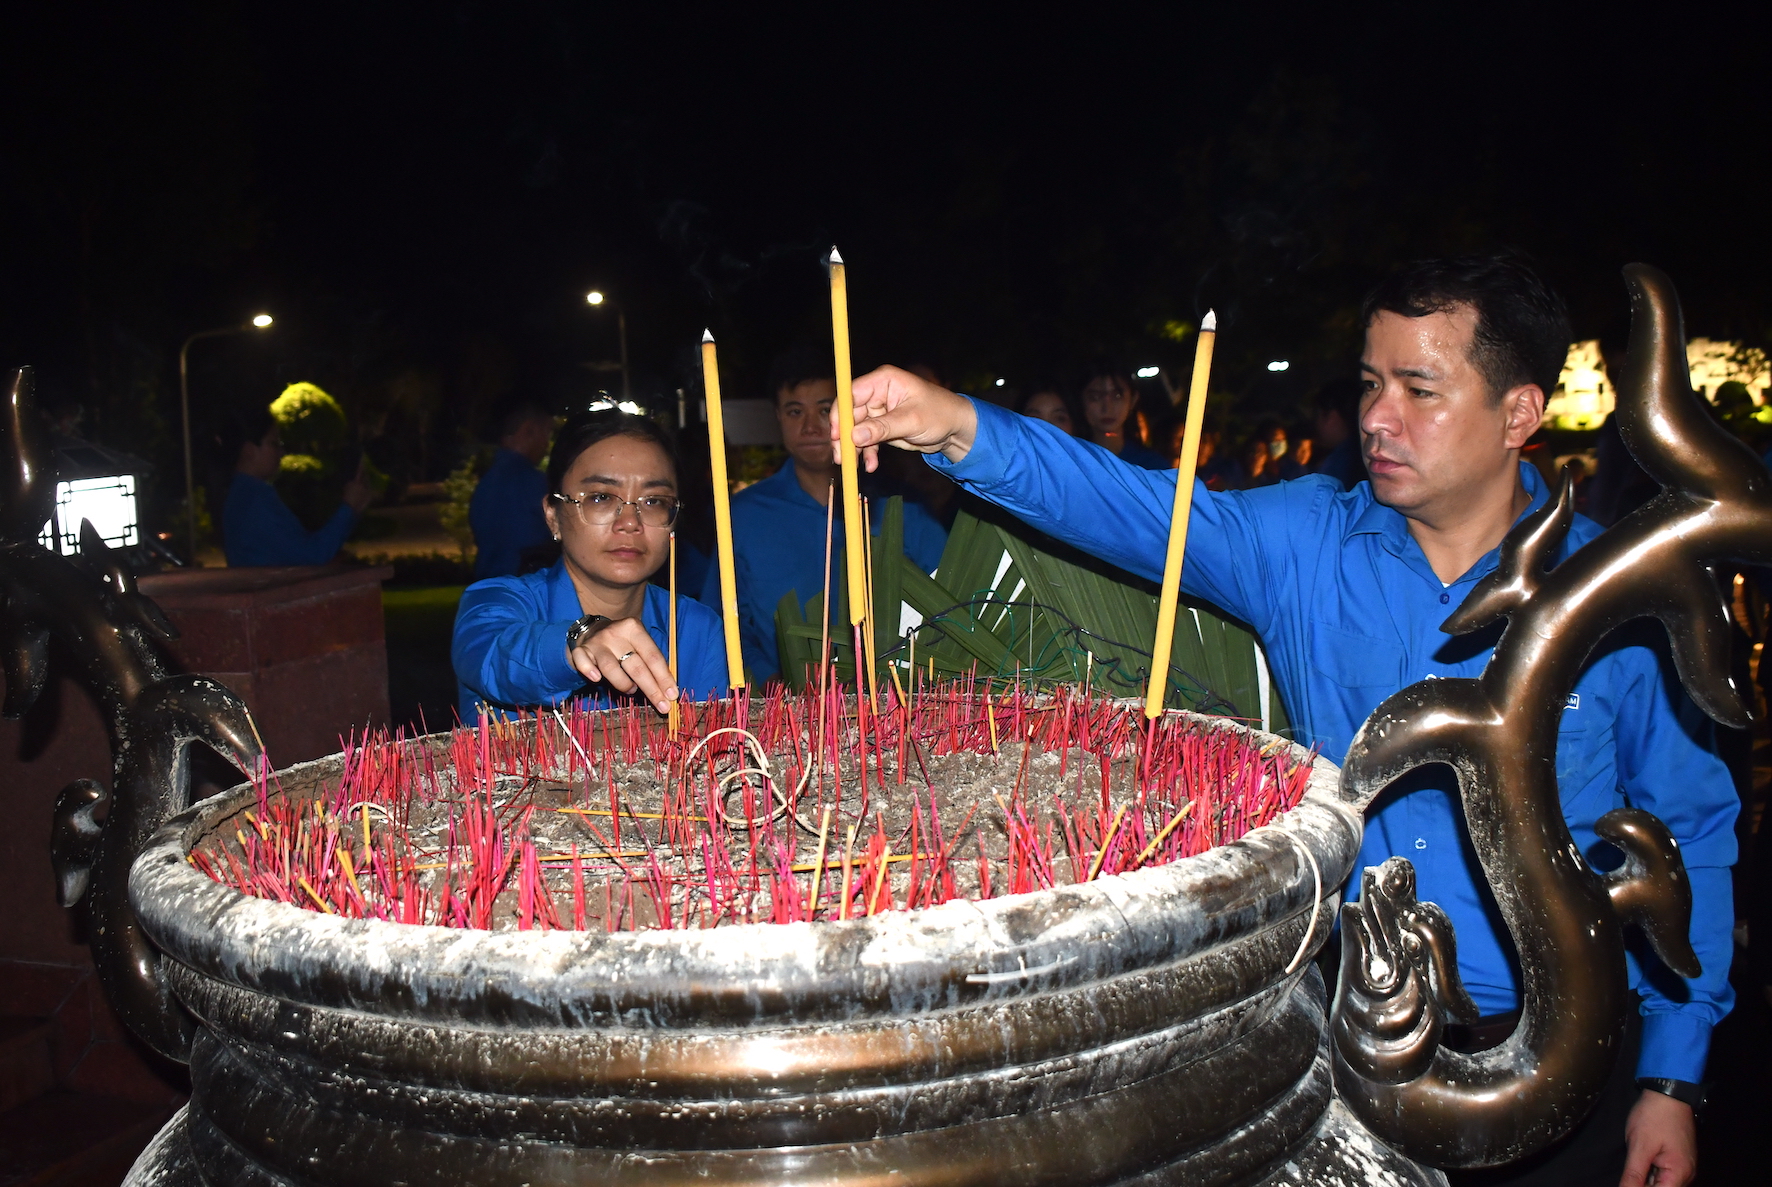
1415 838 1428 850
1439 593 1450 604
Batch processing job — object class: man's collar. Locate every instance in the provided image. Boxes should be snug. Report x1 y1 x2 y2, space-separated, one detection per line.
1344 460 1548 544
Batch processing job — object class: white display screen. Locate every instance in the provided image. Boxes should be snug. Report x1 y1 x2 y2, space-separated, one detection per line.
40 475 139 556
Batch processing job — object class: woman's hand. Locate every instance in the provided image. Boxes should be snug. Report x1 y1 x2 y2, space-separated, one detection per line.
566 617 678 714
841 366 979 471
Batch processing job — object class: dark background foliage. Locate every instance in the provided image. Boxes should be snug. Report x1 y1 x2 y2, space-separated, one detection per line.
3 1 1769 520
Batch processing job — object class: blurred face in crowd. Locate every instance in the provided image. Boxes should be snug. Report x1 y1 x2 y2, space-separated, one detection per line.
1022 390 1074 434
238 427 283 480
544 434 678 593
776 379 837 473
1082 375 1135 440
505 414 554 464
1359 306 1542 524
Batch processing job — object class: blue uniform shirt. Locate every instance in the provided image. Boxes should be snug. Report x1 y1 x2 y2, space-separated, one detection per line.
223 472 358 567
470 447 552 580
932 398 1737 1082
452 559 726 720
700 458 949 681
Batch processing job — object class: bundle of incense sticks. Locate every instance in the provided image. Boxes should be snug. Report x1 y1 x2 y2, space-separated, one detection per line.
191 680 1316 932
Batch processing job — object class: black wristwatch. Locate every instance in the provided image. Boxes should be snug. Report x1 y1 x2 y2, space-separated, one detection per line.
565 614 611 652
1636 1077 1706 1113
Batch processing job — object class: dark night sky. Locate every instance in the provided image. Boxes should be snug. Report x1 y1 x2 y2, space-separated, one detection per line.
3 1 1770 501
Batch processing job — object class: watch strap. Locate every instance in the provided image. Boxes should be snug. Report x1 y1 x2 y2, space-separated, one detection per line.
1635 1077 1706 1112
565 614 610 652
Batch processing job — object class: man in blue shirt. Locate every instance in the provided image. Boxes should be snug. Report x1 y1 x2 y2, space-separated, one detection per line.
223 409 370 567
701 346 946 682
470 403 554 580
842 257 1731 1187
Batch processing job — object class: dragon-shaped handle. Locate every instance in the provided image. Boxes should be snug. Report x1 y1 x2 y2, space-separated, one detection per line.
1 368 263 1061
1331 265 1772 1166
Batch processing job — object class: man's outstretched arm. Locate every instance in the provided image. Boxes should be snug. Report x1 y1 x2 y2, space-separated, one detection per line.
841 366 1306 638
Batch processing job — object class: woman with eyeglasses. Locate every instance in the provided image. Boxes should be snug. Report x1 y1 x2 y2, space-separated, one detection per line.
452 410 726 720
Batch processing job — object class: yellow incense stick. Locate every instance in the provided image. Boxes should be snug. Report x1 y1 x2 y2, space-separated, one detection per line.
1145 310 1218 719
808 807 832 916
1088 804 1132 881
700 330 745 688
840 823 858 920
668 532 680 733
828 248 867 627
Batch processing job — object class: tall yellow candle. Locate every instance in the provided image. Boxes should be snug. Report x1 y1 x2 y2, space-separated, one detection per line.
700 329 745 688
828 247 867 627
1144 310 1218 720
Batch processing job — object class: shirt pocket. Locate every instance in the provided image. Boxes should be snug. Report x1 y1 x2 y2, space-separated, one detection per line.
1309 623 1403 692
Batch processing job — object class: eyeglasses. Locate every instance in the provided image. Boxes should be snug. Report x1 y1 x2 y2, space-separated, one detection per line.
550 491 681 528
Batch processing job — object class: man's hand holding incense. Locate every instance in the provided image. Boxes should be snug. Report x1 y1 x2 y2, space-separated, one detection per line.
844 366 979 470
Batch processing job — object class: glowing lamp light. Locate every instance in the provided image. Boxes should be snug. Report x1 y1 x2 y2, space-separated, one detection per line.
251 313 274 328
1136 366 1161 378
617 400 643 415
1267 360 1290 372
994 378 1006 387
38 475 140 557
586 291 605 306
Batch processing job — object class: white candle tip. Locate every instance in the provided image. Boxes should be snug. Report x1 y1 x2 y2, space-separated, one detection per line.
829 246 844 265
701 328 714 343
1201 309 1217 332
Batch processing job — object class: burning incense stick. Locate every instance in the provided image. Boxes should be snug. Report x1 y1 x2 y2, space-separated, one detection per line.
700 330 745 688
1144 309 1217 719
828 248 868 634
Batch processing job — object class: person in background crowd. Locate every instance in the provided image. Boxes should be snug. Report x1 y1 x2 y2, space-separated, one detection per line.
702 344 947 682
453 410 723 721
222 405 370 566
470 402 555 580
1310 376 1366 488
1081 364 1167 469
1288 426 1315 470
842 253 1732 1187
1020 388 1075 434
667 419 717 599
1233 432 1277 488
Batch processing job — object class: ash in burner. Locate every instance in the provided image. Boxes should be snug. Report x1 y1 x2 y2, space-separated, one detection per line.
191 682 1313 931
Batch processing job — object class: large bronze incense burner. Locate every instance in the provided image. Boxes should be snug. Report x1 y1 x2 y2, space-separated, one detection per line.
1332 263 1768 1166
119 731 1422 1186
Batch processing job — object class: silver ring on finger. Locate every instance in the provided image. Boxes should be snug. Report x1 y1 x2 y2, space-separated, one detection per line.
617 651 635 665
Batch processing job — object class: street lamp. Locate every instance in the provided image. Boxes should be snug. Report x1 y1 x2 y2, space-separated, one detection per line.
179 314 273 562
585 290 630 401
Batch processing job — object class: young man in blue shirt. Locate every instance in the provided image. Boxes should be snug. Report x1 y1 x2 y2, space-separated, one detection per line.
841 257 1732 1187
701 346 946 682
223 409 371 567
469 403 554 580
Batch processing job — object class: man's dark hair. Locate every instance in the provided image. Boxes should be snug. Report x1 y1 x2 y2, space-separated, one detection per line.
546 410 678 495
767 343 835 403
1361 253 1571 400
497 401 553 441
1081 359 1135 399
217 404 277 461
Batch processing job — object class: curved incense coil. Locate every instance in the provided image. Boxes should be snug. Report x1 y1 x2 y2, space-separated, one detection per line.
1332 263 1769 1167
0 369 263 1060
